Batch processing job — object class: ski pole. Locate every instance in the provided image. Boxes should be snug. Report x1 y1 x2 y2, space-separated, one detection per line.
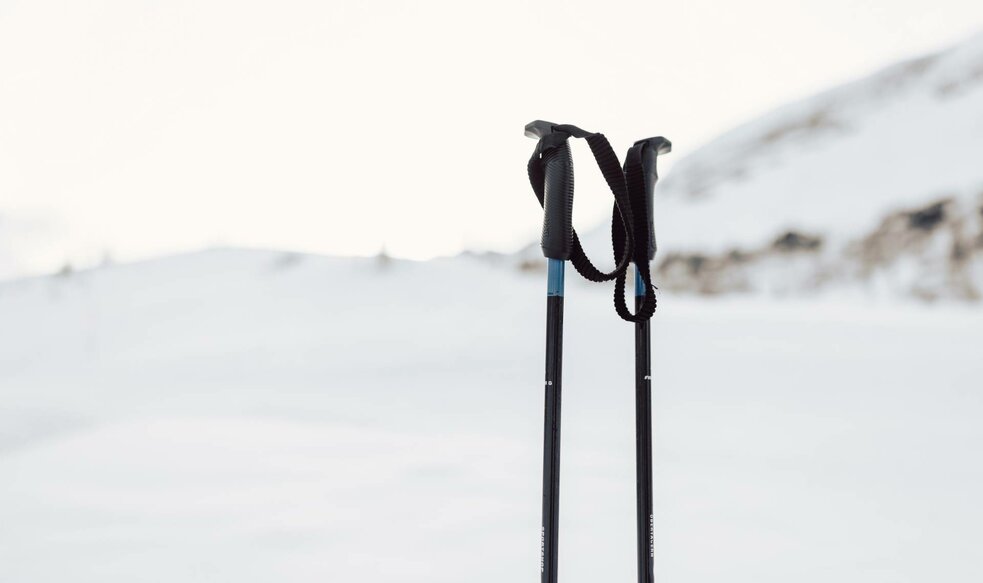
525 120 575 583
630 137 671 583
525 121 669 583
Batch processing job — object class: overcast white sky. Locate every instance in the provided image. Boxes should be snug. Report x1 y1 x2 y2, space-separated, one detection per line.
1 0 982 277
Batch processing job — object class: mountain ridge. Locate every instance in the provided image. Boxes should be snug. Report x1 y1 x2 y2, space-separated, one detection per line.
570 31 983 301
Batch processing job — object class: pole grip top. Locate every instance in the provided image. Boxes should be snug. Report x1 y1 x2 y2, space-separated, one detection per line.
524 120 555 139
526 120 575 260
632 137 671 260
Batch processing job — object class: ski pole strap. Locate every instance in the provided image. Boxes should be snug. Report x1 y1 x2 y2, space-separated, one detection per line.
612 137 671 322
525 121 670 323
525 121 634 283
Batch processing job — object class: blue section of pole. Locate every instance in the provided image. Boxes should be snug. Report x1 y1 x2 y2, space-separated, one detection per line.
635 265 646 297
547 259 565 297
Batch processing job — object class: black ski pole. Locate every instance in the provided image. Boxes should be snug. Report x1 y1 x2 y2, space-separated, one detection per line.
631 137 671 583
543 256 564 583
525 121 575 583
634 263 656 583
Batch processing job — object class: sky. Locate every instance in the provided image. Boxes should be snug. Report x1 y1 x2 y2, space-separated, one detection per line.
1 0 982 278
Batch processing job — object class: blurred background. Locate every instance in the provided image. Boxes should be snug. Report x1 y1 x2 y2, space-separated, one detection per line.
2 1 982 582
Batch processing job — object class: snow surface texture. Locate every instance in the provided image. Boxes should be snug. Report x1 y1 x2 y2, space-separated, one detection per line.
561 33 983 301
2 248 982 582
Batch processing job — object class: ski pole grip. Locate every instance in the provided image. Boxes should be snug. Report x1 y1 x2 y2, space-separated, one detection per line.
634 137 672 260
526 121 575 260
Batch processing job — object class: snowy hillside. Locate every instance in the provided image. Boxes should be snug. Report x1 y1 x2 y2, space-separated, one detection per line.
565 33 983 301
2 248 983 582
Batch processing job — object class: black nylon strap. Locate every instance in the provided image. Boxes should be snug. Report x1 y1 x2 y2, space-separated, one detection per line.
613 143 656 322
527 125 657 323
527 129 633 283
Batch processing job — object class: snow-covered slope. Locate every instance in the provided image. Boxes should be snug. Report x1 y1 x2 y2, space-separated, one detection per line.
660 32 983 245
2 248 983 582
571 33 983 300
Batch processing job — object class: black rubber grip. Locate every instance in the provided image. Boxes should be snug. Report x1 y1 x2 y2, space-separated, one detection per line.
540 141 575 260
634 137 671 260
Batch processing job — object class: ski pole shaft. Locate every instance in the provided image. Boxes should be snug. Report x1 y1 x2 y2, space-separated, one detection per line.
635 267 654 583
631 136 669 583
525 121 575 583
542 258 565 583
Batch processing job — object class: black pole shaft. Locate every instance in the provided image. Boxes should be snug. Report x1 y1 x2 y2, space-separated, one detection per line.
541 259 565 583
635 268 654 583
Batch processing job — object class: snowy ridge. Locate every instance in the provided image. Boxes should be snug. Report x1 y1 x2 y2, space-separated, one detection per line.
661 32 983 207
557 32 983 300
659 31 983 235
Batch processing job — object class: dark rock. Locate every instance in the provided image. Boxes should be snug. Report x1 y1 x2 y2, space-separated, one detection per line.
772 231 823 252
951 240 968 261
518 259 544 273
686 255 707 274
907 202 946 231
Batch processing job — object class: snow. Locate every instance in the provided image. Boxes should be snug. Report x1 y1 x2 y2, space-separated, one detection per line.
2 248 982 582
654 32 983 253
